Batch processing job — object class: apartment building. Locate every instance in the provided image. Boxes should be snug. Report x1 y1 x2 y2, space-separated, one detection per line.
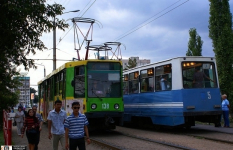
13 76 31 108
122 57 151 69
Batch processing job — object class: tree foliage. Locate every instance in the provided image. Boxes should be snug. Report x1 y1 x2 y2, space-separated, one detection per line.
126 58 137 69
186 28 203 56
0 1 68 110
209 0 233 104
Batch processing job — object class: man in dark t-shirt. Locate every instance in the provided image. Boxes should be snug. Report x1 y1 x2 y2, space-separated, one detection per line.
193 67 213 88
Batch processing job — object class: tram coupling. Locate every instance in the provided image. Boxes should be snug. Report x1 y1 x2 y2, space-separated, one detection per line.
105 116 116 129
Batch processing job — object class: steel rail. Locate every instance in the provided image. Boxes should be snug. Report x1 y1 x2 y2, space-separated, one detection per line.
86 137 126 150
115 131 196 150
186 134 233 145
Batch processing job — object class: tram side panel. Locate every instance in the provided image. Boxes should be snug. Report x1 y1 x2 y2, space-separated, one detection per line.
124 91 185 126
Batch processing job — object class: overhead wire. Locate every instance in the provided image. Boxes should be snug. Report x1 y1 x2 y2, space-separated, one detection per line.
63 0 71 7
114 0 182 41
114 0 189 41
28 49 52 58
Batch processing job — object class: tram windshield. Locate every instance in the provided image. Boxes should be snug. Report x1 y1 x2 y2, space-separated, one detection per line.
182 62 218 89
87 62 121 97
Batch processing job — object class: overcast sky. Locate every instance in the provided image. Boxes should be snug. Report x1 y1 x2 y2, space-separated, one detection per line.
22 0 233 90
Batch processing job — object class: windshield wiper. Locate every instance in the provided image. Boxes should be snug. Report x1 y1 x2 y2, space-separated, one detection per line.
91 88 103 101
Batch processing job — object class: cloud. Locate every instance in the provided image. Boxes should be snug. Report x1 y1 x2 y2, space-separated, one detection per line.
20 0 233 91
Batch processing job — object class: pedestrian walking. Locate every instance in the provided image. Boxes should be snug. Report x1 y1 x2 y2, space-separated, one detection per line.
21 109 40 150
32 105 43 150
222 94 230 127
64 102 91 150
48 100 67 150
15 106 25 136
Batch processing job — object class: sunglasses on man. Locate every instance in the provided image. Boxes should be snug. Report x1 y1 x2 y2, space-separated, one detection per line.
73 107 80 109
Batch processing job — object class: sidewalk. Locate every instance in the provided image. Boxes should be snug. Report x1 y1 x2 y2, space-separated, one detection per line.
12 123 60 150
11 123 96 150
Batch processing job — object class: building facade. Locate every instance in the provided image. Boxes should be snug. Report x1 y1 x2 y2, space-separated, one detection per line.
122 57 151 69
14 76 31 108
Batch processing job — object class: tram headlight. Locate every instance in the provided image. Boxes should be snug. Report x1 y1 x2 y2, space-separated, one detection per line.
114 104 119 109
91 104 97 110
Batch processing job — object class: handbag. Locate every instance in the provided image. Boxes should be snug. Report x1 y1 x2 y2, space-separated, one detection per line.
27 128 37 134
13 121 17 126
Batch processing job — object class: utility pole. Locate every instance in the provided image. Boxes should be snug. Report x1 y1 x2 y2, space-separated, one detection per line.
53 16 56 71
35 63 46 77
53 10 80 71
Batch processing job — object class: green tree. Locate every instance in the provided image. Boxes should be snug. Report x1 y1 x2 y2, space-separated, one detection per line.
209 0 233 104
126 58 137 69
186 28 203 56
0 1 68 127
0 1 68 107
0 75 21 128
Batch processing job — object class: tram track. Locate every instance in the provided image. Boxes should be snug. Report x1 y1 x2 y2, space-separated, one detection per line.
112 125 233 150
86 137 124 150
88 124 233 150
90 130 196 150
185 134 233 145
174 126 233 145
158 127 233 146
140 124 233 146
115 131 196 150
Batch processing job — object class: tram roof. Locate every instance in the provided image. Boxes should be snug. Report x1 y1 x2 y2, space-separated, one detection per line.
124 56 215 72
37 59 122 85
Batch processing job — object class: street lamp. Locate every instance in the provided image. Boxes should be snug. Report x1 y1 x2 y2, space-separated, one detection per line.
35 63 46 77
53 10 80 71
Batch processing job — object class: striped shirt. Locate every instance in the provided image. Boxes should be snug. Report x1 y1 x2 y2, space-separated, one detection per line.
64 113 89 139
21 117 39 134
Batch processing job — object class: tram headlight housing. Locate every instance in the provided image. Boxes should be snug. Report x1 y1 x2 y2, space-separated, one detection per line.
114 104 119 109
91 104 97 110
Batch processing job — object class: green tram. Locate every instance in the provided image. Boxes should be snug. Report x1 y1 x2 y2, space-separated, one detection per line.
38 59 124 129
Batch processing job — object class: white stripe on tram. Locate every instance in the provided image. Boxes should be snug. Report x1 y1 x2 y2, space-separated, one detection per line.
124 102 183 108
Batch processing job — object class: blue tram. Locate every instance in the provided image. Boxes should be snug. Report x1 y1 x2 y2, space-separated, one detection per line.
123 57 222 128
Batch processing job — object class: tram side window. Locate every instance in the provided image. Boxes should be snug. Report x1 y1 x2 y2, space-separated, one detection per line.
140 68 154 92
46 80 50 100
129 72 139 94
74 66 85 98
40 85 43 99
155 64 172 91
123 74 129 94
47 78 52 101
41 83 45 99
54 75 59 96
59 72 63 96
62 71 66 99
54 72 63 96
50 77 54 100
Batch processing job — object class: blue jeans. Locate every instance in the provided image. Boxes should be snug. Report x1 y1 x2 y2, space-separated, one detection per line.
223 111 229 127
